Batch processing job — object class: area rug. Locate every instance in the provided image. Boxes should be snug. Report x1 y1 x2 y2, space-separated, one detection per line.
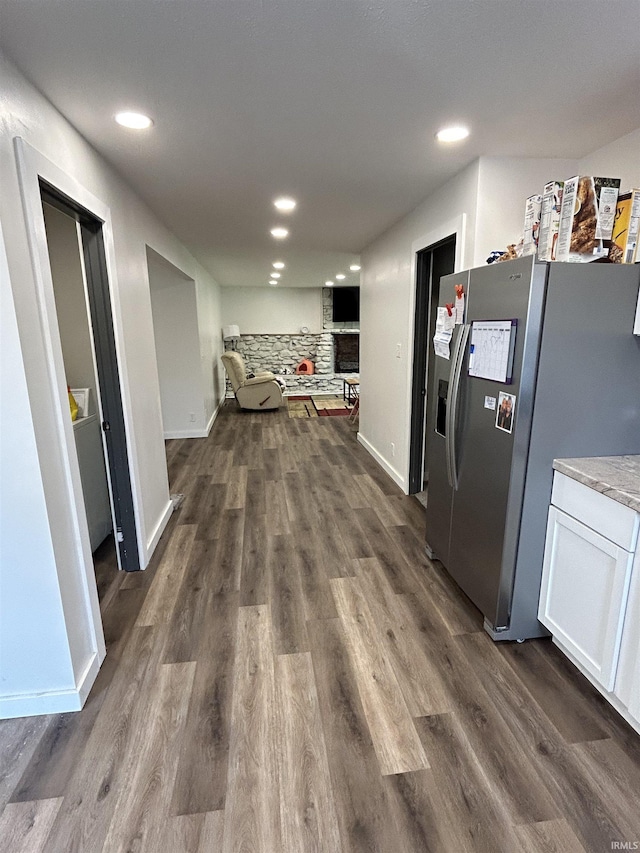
312 395 352 417
286 394 352 418
287 396 318 418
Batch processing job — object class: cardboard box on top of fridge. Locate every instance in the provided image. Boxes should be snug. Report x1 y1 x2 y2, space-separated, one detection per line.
610 189 640 264
537 181 564 262
555 176 621 262
522 194 542 256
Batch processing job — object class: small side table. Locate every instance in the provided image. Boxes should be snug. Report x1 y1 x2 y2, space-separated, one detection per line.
343 376 359 406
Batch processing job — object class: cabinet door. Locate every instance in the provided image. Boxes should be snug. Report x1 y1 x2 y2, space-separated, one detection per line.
538 506 634 691
615 549 640 720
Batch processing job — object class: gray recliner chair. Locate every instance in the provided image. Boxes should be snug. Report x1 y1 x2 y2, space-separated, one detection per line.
221 350 284 410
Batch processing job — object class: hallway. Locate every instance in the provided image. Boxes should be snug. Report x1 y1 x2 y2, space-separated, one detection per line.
1 401 640 852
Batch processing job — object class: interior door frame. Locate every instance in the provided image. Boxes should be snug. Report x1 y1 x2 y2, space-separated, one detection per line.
14 137 145 572
406 215 466 494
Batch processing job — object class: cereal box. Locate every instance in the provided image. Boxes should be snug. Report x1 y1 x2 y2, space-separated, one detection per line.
610 189 640 264
537 181 564 261
522 194 542 256
555 176 621 262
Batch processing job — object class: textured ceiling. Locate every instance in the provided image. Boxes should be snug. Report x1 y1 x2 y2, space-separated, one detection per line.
1 0 639 288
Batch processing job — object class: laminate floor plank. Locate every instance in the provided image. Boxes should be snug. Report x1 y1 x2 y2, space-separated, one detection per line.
330 577 429 776
499 638 610 743
352 473 406 527
414 714 523 853
353 507 416 594
179 474 213 526
197 811 225 852
274 652 341 853
291 527 339 622
170 590 239 816
208 507 244 594
514 819 587 853
194 481 228 541
268 534 309 655
0 715 50 813
239 512 269 606
307 617 403 853
159 812 206 853
100 662 196 853
265 478 291 536
357 558 451 717
40 625 164 853
0 797 63 853
454 630 627 848
136 523 198 627
222 605 281 853
224 464 248 509
245 467 266 519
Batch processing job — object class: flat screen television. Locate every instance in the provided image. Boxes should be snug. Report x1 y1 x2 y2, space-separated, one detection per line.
332 287 360 323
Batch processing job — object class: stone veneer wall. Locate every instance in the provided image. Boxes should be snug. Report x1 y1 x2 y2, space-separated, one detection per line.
223 287 359 396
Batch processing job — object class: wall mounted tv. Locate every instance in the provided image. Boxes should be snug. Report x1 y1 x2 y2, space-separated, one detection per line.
332 286 360 323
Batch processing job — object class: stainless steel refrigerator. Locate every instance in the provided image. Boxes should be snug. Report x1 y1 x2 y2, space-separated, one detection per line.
424 256 640 641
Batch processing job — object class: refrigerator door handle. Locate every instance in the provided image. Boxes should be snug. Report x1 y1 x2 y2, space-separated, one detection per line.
446 323 470 490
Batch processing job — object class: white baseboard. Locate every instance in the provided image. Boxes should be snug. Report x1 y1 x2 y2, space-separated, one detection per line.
0 650 103 720
357 432 408 493
206 396 225 435
144 499 173 566
163 427 209 439
164 397 224 440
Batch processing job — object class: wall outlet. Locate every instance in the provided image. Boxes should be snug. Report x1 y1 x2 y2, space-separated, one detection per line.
189 412 195 422
391 442 395 457
395 343 401 359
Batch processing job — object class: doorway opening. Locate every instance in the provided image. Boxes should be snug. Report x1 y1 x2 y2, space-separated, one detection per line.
41 184 140 575
408 235 456 496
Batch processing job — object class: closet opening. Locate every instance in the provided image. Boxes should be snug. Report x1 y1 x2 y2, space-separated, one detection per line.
41 184 139 577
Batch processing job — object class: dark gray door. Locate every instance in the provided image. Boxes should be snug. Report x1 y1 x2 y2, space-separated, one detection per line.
424 270 469 563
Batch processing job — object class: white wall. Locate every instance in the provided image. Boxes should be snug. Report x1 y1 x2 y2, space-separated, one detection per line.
196 276 224 429
0 51 224 717
221 286 323 334
359 160 480 489
577 128 640 191
148 250 206 438
0 220 78 709
473 157 577 267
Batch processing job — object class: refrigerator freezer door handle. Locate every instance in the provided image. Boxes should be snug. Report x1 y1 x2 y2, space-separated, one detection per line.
446 323 470 490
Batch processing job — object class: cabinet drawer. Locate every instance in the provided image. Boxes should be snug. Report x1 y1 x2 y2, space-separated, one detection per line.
552 472 639 551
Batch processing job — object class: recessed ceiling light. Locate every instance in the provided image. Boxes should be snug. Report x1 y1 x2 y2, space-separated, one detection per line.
272 261 285 269
435 125 470 143
115 111 153 129
269 280 278 286
270 227 289 239
272 272 281 279
350 264 361 271
274 197 296 212
335 273 346 280
325 281 334 287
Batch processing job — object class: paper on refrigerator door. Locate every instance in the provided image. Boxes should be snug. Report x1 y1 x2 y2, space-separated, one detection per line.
433 307 453 359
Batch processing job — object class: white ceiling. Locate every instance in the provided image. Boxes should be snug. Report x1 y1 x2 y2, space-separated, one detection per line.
1 0 639 288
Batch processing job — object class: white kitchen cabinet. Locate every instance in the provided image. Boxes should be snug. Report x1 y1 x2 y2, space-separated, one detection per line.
539 470 640 733
615 549 640 717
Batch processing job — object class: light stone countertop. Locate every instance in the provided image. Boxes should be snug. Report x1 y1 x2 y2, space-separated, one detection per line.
553 456 640 514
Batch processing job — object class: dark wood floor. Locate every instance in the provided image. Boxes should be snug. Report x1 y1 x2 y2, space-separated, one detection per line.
2 401 640 852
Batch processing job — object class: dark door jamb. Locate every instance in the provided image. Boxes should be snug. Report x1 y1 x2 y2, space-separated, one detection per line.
40 182 140 571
